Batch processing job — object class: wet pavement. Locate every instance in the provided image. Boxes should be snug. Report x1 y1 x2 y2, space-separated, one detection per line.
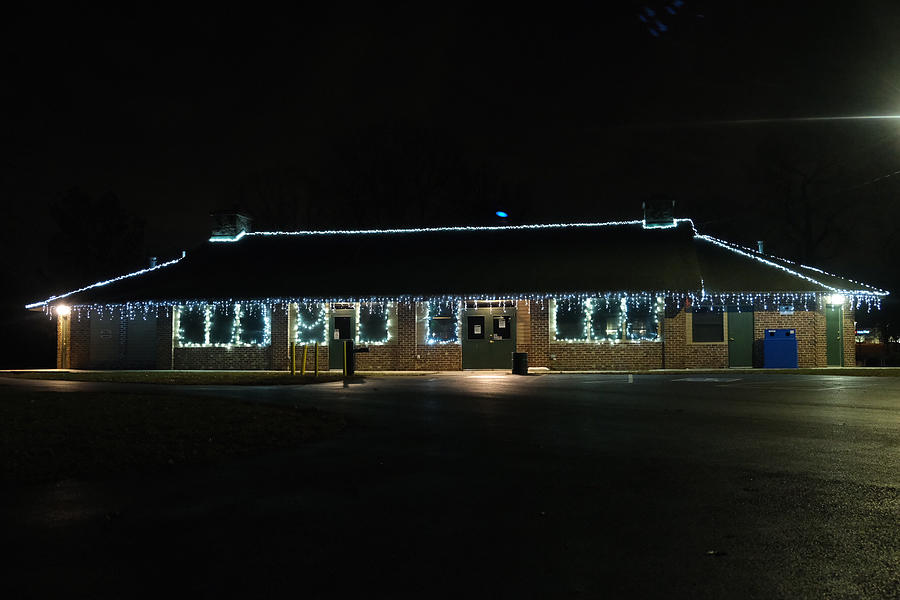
2 373 899 598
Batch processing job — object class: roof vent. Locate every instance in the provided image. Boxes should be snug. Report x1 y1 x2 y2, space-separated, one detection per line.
210 210 253 242
642 197 676 229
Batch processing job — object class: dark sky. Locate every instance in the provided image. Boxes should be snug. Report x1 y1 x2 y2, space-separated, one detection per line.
4 1 900 319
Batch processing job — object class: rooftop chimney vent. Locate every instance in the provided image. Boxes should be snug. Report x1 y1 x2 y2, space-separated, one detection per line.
642 197 676 229
210 210 252 242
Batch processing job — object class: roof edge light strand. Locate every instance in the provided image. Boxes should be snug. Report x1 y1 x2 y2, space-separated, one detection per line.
24 255 186 309
232 219 654 239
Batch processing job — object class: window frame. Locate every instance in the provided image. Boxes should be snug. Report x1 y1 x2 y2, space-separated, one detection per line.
688 307 727 344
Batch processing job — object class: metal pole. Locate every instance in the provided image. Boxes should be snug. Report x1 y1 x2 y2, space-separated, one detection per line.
290 341 296 375
314 342 319 377
301 345 308 376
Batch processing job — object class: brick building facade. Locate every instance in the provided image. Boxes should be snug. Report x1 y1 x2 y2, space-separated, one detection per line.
37 217 884 371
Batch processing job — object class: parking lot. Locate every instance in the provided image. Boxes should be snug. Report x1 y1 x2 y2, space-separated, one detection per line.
2 373 898 598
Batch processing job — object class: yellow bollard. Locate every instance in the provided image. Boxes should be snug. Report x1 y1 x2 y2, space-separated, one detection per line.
301 344 308 376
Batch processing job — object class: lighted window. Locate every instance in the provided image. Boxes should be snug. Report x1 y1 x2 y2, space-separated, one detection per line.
295 303 327 344
359 303 390 343
555 299 587 341
208 305 236 344
590 299 622 341
427 300 459 343
626 307 658 341
178 306 205 345
238 305 270 345
692 308 724 343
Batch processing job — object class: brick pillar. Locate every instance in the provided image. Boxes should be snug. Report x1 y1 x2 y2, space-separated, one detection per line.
843 304 856 366
663 309 686 369
57 315 70 369
397 301 416 370
529 300 550 367
155 307 174 369
516 300 531 353
69 314 91 368
270 304 290 371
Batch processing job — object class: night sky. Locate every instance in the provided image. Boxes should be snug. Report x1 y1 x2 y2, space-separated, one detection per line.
3 1 900 366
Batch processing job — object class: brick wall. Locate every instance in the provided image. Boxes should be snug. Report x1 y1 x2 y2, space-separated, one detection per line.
270 307 290 370
549 342 662 370
843 304 856 366
753 310 826 367
663 309 728 369
56 316 70 368
173 346 272 370
70 315 91 368
527 301 550 367
397 302 416 370
415 344 462 370
155 308 174 369
516 300 531 353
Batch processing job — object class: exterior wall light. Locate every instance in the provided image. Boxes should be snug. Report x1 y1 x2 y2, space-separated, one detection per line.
828 294 846 306
56 305 71 317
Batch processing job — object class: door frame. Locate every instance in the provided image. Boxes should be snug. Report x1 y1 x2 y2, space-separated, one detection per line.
461 303 516 369
727 309 754 367
825 303 844 366
328 305 356 369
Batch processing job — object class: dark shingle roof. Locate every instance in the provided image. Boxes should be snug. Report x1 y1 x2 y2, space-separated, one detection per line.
27 219 888 308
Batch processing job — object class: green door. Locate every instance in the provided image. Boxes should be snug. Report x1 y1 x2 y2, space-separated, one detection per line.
727 311 754 367
825 304 843 366
329 315 355 369
461 307 516 369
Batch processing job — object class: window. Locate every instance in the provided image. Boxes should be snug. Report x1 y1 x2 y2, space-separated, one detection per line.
176 304 271 347
359 303 390 343
427 300 458 343
237 304 270 345
554 299 587 341
692 308 724 343
590 299 622 341
626 307 658 341
492 316 511 339
295 303 327 344
467 315 485 339
209 304 236 344
178 306 206 345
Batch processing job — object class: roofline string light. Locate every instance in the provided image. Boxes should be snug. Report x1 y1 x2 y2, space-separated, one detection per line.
25 255 186 309
49 288 881 325
233 219 648 238
27 218 887 310
694 234 888 297
696 233 888 296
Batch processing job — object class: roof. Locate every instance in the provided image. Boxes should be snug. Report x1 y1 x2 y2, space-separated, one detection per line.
26 219 888 309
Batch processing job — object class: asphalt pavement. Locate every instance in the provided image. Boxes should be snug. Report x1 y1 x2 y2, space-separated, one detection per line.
2 373 898 599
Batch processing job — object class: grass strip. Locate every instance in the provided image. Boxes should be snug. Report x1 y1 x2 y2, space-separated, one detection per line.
0 390 345 484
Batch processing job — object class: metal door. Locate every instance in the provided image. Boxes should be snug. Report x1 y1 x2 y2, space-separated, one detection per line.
329 316 354 369
826 304 843 366
461 307 515 369
727 311 753 367
89 314 122 368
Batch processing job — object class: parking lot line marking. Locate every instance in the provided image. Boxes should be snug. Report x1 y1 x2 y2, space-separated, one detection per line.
673 377 742 383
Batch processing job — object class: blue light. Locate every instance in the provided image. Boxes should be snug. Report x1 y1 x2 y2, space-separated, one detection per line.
495 211 508 218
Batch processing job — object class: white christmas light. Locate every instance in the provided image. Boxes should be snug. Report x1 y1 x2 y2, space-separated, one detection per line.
26 255 185 309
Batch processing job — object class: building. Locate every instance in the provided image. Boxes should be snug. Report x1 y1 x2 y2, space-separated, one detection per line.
29 211 888 371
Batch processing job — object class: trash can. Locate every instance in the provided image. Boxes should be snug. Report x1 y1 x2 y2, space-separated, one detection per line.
512 352 528 375
763 328 798 368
